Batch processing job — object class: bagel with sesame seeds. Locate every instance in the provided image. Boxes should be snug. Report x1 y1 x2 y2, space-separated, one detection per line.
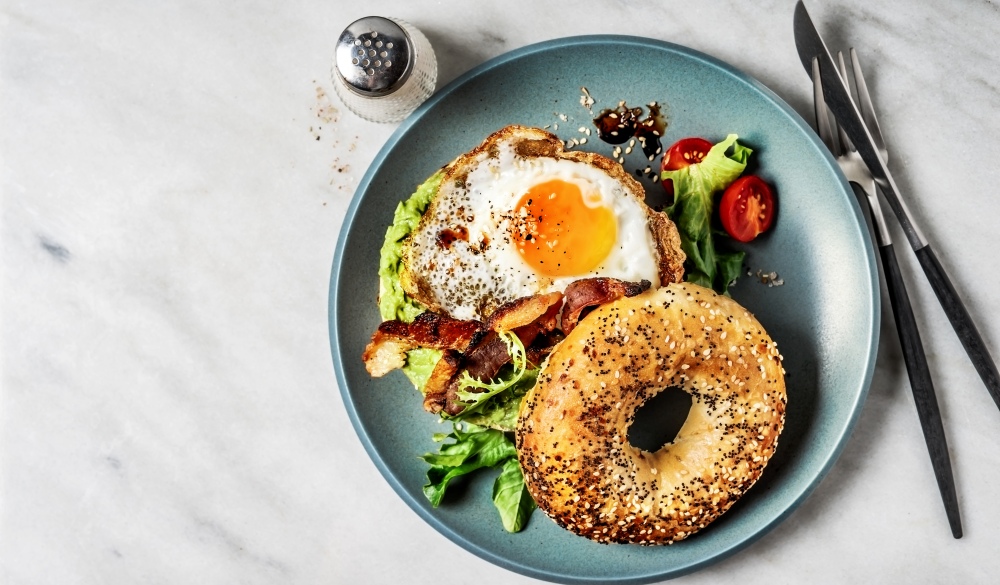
515 281 786 545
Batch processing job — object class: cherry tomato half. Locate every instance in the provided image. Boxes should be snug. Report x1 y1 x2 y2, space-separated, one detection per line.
719 175 775 243
661 137 714 171
661 137 713 197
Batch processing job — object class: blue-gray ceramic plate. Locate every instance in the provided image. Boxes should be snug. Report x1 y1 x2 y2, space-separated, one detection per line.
330 36 878 584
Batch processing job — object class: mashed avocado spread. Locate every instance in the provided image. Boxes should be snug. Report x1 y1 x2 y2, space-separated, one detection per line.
378 170 444 391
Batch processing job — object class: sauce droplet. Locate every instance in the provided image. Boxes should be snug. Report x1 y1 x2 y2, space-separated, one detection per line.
593 101 667 158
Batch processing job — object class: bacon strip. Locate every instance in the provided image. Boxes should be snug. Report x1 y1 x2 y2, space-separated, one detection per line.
362 312 483 377
526 331 564 368
422 350 463 413
487 292 563 332
367 282 650 416
560 278 651 335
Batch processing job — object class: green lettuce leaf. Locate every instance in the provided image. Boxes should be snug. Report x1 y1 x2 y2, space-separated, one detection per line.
456 387 532 432
661 134 751 294
421 424 514 471
492 458 537 533
716 249 745 294
421 423 532 532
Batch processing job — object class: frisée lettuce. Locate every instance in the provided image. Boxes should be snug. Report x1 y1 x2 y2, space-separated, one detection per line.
451 332 539 431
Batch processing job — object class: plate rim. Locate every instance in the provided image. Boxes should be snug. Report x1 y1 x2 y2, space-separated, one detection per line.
329 34 880 584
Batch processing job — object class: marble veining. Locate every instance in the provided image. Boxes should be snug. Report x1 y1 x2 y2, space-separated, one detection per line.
3 0 999 583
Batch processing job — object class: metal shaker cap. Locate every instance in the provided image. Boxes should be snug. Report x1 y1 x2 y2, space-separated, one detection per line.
335 16 413 97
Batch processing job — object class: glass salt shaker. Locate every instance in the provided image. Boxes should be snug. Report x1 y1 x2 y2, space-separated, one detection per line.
332 16 438 123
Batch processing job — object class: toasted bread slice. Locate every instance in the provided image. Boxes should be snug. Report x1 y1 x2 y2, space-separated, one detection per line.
399 125 685 321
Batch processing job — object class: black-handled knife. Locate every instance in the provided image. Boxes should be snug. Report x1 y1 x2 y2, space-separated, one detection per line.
880 239 963 538
793 0 1000 414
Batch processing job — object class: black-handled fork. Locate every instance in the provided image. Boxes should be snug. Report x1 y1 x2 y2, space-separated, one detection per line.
813 53 962 538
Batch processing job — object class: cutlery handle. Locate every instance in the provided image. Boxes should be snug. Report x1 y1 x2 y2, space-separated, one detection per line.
881 243 963 538
915 244 1000 412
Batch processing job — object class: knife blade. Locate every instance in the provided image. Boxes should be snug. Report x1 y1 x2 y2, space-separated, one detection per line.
793 0 1000 415
794 2 923 249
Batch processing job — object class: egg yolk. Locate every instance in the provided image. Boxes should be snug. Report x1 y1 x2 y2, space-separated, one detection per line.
511 179 617 277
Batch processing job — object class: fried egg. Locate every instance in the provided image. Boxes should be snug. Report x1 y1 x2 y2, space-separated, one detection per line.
400 125 685 322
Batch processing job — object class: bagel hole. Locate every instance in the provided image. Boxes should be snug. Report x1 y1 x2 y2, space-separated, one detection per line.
628 387 692 452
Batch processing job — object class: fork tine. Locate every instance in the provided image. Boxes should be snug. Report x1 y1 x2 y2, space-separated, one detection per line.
812 57 840 156
850 48 887 159
835 51 855 152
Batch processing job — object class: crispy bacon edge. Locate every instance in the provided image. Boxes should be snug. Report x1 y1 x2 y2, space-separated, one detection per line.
361 311 483 377
560 278 651 335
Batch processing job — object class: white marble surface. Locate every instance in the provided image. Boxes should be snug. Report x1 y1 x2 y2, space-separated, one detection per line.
3 0 1000 583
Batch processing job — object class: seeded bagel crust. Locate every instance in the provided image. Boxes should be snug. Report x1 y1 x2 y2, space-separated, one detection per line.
516 282 786 545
